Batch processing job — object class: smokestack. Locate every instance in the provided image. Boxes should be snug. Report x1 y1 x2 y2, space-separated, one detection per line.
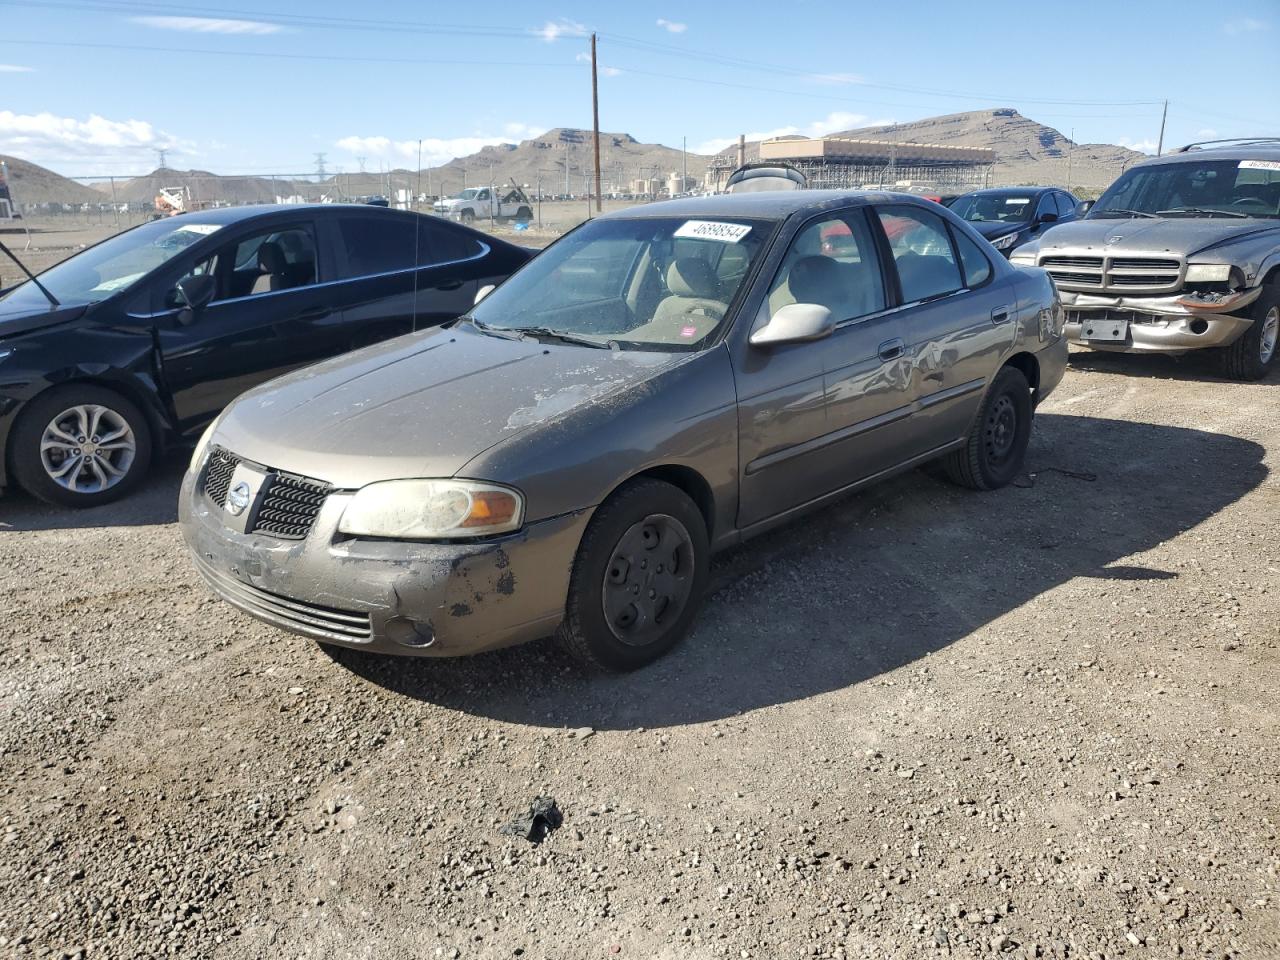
737 134 746 169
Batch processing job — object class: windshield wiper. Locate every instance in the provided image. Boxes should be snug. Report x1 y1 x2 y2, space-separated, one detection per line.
0 238 60 307
510 326 614 349
1155 207 1249 219
1092 208 1159 219
465 316 524 340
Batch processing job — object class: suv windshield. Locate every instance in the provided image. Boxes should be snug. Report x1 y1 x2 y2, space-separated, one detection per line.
1090 158 1280 219
950 193 1037 223
470 215 773 351
454 189 481 201
0 218 224 311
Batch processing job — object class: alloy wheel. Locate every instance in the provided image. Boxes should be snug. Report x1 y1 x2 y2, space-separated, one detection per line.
1260 306 1279 365
39 404 137 495
601 513 696 647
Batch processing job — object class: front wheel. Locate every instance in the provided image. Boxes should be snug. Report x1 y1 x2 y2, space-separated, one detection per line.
10 384 153 507
460 209 476 223
941 365 1032 491
1221 284 1279 381
557 479 709 671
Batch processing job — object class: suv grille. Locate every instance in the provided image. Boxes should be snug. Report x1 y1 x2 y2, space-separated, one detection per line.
252 473 330 540
200 447 330 541
1040 254 1183 293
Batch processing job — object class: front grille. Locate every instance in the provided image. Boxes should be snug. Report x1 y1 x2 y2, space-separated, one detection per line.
1040 253 1183 293
203 447 239 507
195 556 371 642
250 473 330 540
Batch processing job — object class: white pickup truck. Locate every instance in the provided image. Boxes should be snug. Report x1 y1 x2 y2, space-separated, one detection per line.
433 186 533 223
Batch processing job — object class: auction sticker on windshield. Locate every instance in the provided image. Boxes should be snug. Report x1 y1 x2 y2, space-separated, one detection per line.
1239 160 1280 172
674 220 752 243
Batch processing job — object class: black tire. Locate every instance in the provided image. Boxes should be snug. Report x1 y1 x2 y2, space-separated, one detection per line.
10 384 153 508
515 206 532 221
557 479 709 671
460 209 475 223
941 365 1032 491
1221 283 1279 381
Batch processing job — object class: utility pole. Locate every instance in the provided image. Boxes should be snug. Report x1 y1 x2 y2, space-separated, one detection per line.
1066 127 1074 194
591 32 602 214
682 136 687 195
416 139 423 212
1156 100 1168 156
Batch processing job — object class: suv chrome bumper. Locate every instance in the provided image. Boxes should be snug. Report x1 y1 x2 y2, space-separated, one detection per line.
1062 289 1261 353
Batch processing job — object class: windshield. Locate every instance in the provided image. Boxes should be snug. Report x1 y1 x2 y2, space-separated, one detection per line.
950 193 1037 223
453 189 481 201
470 215 774 351
0 218 223 311
1090 158 1280 219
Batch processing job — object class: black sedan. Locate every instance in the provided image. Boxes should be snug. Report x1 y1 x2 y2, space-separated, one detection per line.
0 204 529 507
948 186 1081 257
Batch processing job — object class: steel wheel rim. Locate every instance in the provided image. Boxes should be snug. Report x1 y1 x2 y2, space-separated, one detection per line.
39 404 137 495
984 394 1018 464
1260 306 1279 364
601 513 695 647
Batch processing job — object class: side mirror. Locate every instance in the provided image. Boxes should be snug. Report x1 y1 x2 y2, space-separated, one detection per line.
750 303 835 347
474 284 495 306
1037 211 1059 225
1075 200 1095 218
175 273 216 325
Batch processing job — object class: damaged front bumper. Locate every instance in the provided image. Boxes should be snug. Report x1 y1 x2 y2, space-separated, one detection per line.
1061 287 1261 353
179 468 590 657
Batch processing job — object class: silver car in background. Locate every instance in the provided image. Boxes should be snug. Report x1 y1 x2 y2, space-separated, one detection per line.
180 191 1066 670
1012 139 1280 380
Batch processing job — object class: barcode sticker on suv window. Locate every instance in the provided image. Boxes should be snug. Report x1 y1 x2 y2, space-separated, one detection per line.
1239 160 1280 171
674 220 752 243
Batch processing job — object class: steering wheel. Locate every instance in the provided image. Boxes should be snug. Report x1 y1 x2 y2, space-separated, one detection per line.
1230 197 1269 208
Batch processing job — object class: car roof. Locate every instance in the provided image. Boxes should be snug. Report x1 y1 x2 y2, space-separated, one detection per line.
164 203 420 224
960 186 1056 196
601 189 930 221
1135 143 1280 167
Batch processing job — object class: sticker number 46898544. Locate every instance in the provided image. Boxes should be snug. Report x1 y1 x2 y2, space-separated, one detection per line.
673 220 752 243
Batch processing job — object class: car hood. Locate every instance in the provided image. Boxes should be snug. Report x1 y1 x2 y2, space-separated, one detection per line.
970 221 1026 240
1038 217 1280 258
214 323 681 489
0 299 90 338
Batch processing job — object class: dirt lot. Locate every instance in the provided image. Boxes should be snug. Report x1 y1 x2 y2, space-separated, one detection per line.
0 344 1276 960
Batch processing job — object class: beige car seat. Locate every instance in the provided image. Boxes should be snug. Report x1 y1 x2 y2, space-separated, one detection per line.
633 257 727 342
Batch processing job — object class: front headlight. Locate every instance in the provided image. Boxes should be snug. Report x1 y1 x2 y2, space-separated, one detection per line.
1009 251 1037 267
189 415 223 471
991 231 1023 251
1184 263 1232 283
338 479 524 539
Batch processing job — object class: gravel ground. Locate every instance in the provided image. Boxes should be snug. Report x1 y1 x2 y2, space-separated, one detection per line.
0 349 1277 960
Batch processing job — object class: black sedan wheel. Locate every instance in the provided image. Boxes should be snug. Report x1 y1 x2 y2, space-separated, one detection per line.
11 385 152 507
558 479 709 671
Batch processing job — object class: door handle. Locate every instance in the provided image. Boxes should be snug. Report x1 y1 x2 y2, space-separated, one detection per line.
436 279 465 291
877 338 905 362
991 306 1011 325
295 307 330 321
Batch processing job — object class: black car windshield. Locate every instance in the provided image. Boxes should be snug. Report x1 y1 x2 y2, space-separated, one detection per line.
0 217 225 311
469 215 773 351
1090 158 1280 219
950 193 1037 223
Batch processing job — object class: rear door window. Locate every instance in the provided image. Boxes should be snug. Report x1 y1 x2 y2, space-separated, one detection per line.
874 206 964 303
338 215 416 276
420 220 485 264
952 228 992 288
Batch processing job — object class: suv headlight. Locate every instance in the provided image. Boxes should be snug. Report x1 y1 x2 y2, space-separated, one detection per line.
991 231 1023 251
338 479 524 539
1184 263 1232 283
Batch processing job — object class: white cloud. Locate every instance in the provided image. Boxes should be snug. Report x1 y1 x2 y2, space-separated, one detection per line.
0 64 34 73
1223 17 1269 34
656 18 687 33
0 110 191 165
535 18 587 42
131 15 283 35
335 127 544 168
1195 128 1218 139
1118 136 1158 154
808 72 864 86
574 51 621 76
694 112 871 155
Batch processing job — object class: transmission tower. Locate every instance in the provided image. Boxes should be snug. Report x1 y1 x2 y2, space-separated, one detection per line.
314 152 328 181
154 148 168 170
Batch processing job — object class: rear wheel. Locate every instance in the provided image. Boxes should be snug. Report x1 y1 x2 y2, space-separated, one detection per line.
1221 284 1279 381
557 479 709 671
515 206 532 221
941 365 1032 491
11 384 153 507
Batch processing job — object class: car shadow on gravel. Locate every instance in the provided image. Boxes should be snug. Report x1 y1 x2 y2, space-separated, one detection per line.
327 413 1269 730
1068 348 1280 385
0 451 187 531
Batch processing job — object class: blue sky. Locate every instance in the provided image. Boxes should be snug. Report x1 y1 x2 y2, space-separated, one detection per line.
0 0 1276 176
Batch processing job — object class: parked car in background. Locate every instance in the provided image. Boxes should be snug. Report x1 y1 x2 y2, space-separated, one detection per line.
181 191 1066 671
1011 139 1280 380
950 186 1080 257
0 204 530 506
